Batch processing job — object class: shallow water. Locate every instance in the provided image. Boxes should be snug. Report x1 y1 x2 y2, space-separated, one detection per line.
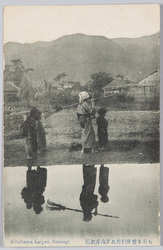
4 164 160 247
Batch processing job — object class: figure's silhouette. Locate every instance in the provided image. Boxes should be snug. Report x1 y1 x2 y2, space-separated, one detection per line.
80 165 98 222
99 164 110 202
80 164 109 222
21 166 47 214
46 165 118 220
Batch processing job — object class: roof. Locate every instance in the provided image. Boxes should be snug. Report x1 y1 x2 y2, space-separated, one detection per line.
63 82 74 88
103 70 159 90
4 81 20 92
136 70 159 85
103 79 127 89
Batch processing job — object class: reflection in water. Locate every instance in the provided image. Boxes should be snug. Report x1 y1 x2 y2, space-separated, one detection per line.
21 166 47 214
99 165 110 203
80 164 109 222
46 165 118 220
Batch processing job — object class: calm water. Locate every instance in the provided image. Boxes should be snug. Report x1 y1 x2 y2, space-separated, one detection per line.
4 164 160 246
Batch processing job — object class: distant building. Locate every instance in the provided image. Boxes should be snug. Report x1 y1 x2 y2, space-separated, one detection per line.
103 79 128 96
103 70 159 99
4 81 20 100
63 81 74 89
57 83 64 90
127 70 159 99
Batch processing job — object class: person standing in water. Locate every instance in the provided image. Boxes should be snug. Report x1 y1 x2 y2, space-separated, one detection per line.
77 91 96 153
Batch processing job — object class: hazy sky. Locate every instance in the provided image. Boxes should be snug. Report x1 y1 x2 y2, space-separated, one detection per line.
4 4 160 44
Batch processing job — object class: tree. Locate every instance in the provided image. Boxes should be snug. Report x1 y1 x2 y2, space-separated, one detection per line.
90 72 113 96
18 71 35 101
26 68 34 73
54 73 67 82
116 74 124 80
4 59 25 86
53 73 67 89
4 59 36 101
72 82 82 92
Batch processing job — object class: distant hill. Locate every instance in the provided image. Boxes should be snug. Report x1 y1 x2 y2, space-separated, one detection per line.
4 33 160 85
112 33 160 82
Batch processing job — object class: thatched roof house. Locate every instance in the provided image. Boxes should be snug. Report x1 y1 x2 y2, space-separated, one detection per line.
103 79 128 96
4 81 20 100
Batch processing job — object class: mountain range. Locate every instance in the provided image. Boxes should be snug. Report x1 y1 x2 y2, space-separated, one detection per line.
4 33 160 85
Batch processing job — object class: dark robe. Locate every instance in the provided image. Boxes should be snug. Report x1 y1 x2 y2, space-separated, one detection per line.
96 116 108 148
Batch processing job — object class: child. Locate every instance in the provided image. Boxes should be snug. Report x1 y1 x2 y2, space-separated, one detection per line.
96 108 108 151
20 107 46 159
35 111 46 154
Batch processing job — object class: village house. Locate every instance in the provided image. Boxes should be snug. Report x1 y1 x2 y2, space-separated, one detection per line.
4 81 20 101
103 78 129 97
57 82 64 90
127 70 159 99
63 81 74 89
103 70 159 99
56 81 74 90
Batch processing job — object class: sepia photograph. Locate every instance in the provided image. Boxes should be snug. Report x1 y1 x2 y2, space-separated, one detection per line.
3 5 160 166
3 4 160 247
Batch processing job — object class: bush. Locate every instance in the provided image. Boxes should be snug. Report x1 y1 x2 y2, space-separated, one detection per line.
97 93 135 110
4 94 19 103
37 89 79 108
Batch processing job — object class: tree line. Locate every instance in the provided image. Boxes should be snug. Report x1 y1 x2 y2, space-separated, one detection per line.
4 59 128 108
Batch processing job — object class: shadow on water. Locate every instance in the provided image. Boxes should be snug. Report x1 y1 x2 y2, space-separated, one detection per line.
21 166 47 214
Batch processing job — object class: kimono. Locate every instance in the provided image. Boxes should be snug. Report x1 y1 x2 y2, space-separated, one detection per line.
36 120 46 153
77 101 96 151
20 116 37 159
96 116 108 148
20 108 46 159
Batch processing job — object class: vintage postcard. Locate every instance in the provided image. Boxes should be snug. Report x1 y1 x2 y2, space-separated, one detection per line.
3 4 160 247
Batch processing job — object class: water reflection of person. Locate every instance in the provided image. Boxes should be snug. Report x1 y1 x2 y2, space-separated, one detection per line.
21 166 47 214
99 164 110 203
80 164 109 222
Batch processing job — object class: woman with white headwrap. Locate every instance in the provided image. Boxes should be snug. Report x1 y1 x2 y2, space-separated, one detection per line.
77 91 96 153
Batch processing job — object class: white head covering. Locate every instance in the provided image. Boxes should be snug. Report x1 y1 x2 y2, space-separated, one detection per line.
79 91 89 103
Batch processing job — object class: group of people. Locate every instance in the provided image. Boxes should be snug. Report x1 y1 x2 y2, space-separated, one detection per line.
20 91 108 160
22 164 110 221
77 91 108 153
77 92 110 221
20 92 109 221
